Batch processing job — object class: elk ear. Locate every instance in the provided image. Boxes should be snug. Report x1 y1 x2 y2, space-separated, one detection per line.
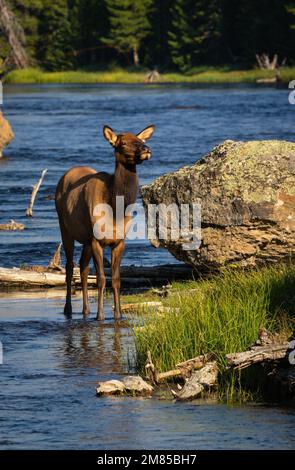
137 124 155 142
103 125 117 147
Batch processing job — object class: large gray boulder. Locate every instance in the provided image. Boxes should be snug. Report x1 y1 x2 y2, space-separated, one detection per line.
0 111 14 157
141 140 295 269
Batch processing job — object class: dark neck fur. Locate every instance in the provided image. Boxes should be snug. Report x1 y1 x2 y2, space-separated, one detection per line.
111 161 139 210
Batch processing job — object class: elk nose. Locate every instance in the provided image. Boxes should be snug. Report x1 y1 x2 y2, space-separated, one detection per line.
140 146 152 160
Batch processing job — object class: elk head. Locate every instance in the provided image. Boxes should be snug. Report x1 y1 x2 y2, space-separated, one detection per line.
103 125 155 165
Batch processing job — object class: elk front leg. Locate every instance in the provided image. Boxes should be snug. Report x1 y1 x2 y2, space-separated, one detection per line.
111 240 125 320
80 243 92 316
92 239 105 321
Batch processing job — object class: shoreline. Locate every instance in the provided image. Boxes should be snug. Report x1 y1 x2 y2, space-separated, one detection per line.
3 67 295 85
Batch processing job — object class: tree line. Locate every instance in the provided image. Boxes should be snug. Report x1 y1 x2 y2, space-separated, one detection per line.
0 0 294 72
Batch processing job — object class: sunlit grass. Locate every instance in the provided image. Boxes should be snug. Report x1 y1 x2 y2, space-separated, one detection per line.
4 66 295 84
130 264 295 401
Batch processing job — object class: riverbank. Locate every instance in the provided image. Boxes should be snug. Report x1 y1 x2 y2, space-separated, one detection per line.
128 264 295 402
4 66 295 84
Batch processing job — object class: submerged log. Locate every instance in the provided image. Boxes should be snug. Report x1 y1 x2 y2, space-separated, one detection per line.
172 362 218 401
0 219 24 231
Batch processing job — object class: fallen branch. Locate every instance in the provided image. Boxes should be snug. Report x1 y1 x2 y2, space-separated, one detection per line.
172 362 218 401
0 219 24 231
26 169 48 217
176 354 211 370
145 351 212 385
48 242 64 271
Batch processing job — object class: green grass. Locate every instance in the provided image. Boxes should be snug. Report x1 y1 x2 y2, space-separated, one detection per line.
4 66 295 84
130 265 295 401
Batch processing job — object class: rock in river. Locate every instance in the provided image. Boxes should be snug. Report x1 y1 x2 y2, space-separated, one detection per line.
96 376 153 397
0 111 14 157
141 140 295 269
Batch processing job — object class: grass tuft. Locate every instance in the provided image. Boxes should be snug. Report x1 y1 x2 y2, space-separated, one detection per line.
130 265 295 401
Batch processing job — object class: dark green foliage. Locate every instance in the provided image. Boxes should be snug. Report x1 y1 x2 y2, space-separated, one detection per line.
221 0 294 66
103 0 153 65
0 0 294 71
38 0 74 70
169 0 222 71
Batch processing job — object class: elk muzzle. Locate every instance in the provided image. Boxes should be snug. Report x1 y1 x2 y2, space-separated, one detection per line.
139 145 152 162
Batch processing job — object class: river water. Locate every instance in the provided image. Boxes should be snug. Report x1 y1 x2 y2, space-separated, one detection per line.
0 84 294 449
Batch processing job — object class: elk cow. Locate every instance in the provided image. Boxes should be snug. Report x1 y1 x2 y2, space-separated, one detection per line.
55 124 155 320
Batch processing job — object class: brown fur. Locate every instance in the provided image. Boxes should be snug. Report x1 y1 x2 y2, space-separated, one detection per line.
55 125 155 320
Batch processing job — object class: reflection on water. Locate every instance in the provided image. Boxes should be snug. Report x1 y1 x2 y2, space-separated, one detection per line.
59 320 131 374
0 295 295 450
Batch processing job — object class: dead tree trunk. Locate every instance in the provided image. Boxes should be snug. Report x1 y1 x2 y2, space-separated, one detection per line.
133 46 139 66
0 0 29 68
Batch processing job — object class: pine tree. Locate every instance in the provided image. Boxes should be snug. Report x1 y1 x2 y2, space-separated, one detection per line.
168 0 222 71
145 0 173 69
103 0 153 66
69 0 109 66
38 0 74 70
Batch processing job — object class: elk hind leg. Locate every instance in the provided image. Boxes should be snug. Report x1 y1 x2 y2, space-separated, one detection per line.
111 240 125 320
80 243 92 316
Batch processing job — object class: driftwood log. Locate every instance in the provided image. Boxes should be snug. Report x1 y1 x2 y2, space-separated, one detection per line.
226 342 290 370
26 169 48 217
145 351 211 385
0 267 66 287
0 263 195 289
172 362 218 401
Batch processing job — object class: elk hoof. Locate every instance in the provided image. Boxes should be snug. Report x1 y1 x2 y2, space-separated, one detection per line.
96 312 105 321
114 312 122 321
64 303 72 316
82 307 90 316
